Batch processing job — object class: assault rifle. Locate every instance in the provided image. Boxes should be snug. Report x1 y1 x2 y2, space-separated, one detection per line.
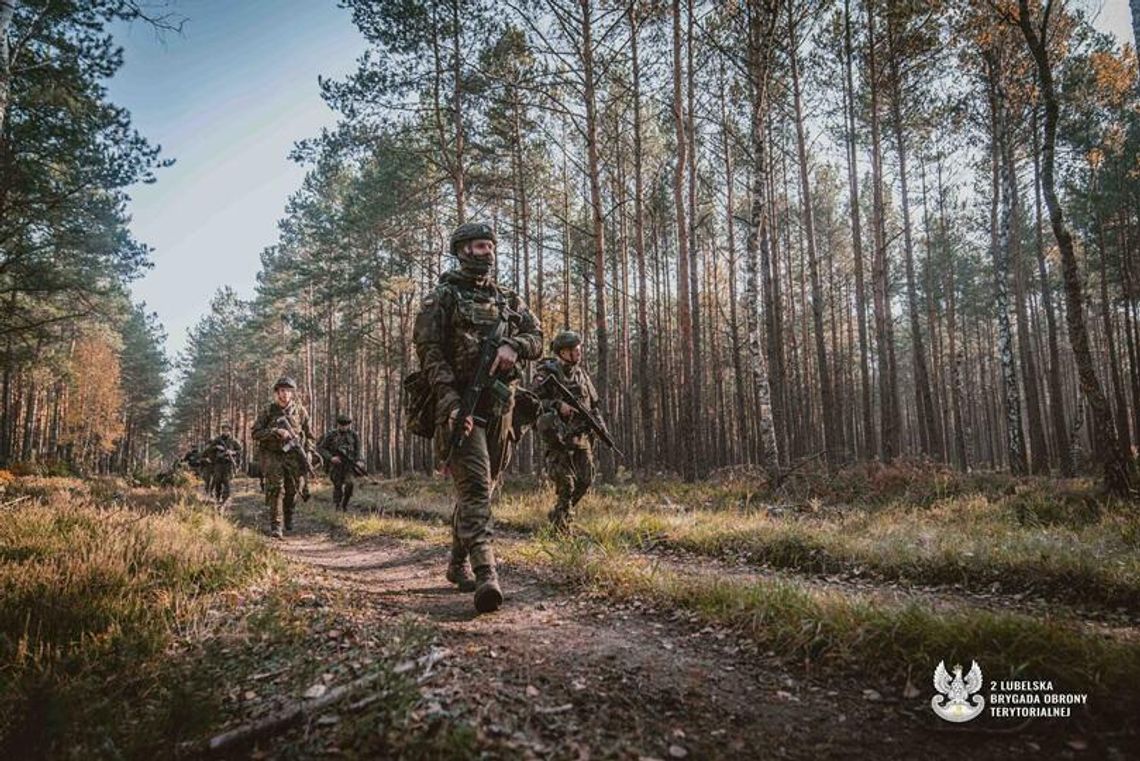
448 300 513 457
331 442 367 477
539 374 623 457
276 415 320 479
208 443 239 468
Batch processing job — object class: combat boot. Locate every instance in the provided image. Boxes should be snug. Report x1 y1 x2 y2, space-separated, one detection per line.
472 564 502 613
446 552 476 592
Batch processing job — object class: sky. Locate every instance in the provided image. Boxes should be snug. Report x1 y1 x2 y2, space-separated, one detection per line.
107 0 366 366
107 0 1134 372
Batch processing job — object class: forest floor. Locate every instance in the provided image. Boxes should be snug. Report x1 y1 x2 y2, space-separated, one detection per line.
3 469 1139 760
214 472 1139 760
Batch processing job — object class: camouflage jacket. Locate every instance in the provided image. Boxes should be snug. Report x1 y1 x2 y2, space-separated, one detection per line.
251 400 315 455
317 429 360 462
203 433 241 464
412 269 543 423
532 358 599 448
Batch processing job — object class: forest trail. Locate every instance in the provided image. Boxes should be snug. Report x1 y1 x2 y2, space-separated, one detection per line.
220 479 1105 760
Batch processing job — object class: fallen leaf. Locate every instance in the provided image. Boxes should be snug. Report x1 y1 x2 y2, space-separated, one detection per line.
668 744 688 759
303 684 328 700
526 685 541 698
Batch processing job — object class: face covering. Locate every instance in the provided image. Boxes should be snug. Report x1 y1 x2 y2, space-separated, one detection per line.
459 252 494 277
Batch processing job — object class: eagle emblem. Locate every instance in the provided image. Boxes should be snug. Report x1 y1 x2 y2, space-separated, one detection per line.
931 660 985 722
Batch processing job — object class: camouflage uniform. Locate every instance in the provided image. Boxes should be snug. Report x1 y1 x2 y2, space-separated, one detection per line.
413 223 543 611
533 335 599 529
182 446 210 490
317 417 361 512
251 384 316 537
202 432 242 503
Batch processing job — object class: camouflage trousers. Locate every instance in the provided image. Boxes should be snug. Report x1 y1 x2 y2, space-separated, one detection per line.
261 451 303 531
545 445 594 525
209 462 234 503
437 414 513 569
329 462 355 511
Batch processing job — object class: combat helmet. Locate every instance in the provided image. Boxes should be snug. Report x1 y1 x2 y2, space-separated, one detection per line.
273 376 297 390
336 413 352 425
450 222 497 255
550 330 582 354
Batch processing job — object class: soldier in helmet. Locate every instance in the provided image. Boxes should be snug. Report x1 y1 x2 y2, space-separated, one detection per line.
203 422 242 505
317 413 362 512
251 376 317 538
533 330 600 530
412 221 543 613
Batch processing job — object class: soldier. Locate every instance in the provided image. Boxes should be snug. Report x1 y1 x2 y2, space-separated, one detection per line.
251 376 317 539
317 413 362 512
203 423 242 504
182 445 209 489
412 222 543 613
533 331 599 530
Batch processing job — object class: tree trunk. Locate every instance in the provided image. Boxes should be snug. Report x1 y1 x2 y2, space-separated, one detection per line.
843 0 875 459
1016 0 1133 495
746 0 782 473
450 0 465 222
671 0 695 480
721 62 749 463
1031 105 1073 476
937 159 969 469
990 60 1027 475
629 5 653 468
867 0 899 461
789 2 836 464
886 13 940 462
580 0 611 481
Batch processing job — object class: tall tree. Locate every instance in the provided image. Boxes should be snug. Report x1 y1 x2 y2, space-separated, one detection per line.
1013 0 1133 495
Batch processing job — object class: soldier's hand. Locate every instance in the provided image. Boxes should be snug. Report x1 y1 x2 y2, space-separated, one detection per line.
448 407 475 437
489 343 518 375
331 456 342 464
274 428 291 440
559 402 574 419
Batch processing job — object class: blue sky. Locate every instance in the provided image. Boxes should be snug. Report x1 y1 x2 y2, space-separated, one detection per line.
107 0 365 363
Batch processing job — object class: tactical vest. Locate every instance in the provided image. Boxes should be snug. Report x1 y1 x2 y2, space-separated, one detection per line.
438 282 517 385
538 358 597 409
257 402 309 453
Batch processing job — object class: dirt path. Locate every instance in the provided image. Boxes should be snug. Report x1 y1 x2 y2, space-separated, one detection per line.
223 480 1125 760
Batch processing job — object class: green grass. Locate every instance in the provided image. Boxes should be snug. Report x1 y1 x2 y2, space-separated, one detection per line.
310 502 441 542
514 533 1140 719
473 476 1140 610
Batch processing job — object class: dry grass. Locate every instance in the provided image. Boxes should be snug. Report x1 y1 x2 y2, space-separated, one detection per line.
512 533 1140 719
0 478 278 756
482 474 1140 609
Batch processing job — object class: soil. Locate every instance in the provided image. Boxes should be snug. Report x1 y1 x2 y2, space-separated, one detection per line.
220 479 1140 760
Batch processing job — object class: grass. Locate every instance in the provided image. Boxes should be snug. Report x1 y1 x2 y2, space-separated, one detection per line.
0 476 479 759
469 474 1140 611
512 532 1140 720
306 501 444 542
